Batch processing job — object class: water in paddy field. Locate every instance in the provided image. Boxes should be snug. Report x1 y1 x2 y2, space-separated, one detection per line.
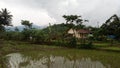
4 53 110 68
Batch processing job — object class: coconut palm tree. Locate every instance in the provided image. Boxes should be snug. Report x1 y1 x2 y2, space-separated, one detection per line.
0 8 12 26
0 8 12 31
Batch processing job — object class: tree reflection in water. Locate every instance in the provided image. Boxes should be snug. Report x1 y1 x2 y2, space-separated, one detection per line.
5 53 109 68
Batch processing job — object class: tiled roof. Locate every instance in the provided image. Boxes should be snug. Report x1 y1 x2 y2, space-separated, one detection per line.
77 29 91 34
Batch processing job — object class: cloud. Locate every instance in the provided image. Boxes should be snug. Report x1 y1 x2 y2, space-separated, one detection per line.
83 0 120 26
0 0 120 26
0 0 57 26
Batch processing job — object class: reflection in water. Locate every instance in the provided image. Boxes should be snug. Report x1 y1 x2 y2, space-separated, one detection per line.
6 53 109 68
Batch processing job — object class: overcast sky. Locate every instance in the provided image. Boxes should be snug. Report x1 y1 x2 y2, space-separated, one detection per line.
0 0 120 27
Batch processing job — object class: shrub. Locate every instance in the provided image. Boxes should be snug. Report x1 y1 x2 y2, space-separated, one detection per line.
54 41 66 47
78 42 94 49
68 37 77 48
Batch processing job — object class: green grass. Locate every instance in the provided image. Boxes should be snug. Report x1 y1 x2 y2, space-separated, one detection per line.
102 47 120 51
94 43 110 47
93 42 120 52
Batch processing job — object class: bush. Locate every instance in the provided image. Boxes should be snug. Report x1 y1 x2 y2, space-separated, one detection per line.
78 42 94 49
68 37 77 48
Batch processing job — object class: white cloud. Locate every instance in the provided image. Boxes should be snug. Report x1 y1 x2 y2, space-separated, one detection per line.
0 0 56 26
0 0 120 26
83 0 120 26
11 7 56 26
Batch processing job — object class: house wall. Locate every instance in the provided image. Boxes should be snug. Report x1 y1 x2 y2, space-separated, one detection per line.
68 29 74 34
68 29 89 39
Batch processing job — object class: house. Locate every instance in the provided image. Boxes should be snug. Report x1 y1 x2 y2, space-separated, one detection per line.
68 28 91 39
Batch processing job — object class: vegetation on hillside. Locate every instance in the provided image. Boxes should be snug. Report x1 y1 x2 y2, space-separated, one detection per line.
0 8 120 48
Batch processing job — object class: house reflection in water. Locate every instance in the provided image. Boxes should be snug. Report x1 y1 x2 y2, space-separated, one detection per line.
5 53 109 68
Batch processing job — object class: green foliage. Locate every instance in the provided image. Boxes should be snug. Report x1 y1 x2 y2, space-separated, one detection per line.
0 8 12 26
100 14 120 40
21 29 32 40
42 23 70 40
1 8 120 57
75 24 86 29
0 26 5 32
63 15 88 28
21 20 33 29
1 31 22 40
53 40 67 46
32 29 46 43
63 15 83 25
0 8 12 31
68 37 77 48
78 42 93 49
63 15 79 24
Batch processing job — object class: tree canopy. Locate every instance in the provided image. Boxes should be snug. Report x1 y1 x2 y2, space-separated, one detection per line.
21 20 33 29
100 14 120 40
0 8 12 31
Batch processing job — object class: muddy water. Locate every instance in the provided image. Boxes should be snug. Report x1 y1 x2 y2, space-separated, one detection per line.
5 53 110 68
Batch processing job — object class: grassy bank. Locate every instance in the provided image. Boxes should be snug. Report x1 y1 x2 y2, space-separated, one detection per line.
0 40 120 56
94 42 120 52
1 40 120 54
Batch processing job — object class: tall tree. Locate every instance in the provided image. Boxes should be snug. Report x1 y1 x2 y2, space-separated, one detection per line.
63 15 81 24
21 20 33 29
63 15 88 26
100 14 120 40
0 8 12 31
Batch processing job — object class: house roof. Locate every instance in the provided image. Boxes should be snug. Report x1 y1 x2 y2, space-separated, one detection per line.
77 29 91 34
